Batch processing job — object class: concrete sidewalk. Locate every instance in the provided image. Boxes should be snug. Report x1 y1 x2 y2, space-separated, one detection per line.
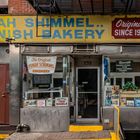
5 131 111 140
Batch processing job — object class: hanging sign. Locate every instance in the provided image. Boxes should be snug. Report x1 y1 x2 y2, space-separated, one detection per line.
26 56 57 74
116 60 133 72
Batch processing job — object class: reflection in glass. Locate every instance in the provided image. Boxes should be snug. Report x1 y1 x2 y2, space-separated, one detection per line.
78 93 97 118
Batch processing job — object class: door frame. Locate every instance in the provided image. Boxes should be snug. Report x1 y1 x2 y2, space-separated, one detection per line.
76 67 100 123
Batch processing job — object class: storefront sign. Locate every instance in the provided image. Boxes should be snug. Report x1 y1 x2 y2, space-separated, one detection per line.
26 56 57 74
0 16 106 43
112 18 140 39
116 60 133 72
1 16 140 43
55 97 68 106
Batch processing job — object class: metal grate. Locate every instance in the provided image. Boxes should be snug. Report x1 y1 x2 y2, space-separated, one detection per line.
28 0 140 14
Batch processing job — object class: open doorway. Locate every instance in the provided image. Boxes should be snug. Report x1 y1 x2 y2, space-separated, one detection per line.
76 67 100 122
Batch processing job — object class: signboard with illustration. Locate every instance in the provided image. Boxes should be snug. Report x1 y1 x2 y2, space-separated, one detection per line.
26 56 57 74
1 15 140 43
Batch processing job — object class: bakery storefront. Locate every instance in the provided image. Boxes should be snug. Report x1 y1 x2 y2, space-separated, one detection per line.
1 15 140 129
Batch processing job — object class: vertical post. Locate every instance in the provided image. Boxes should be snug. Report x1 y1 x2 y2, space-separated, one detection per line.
102 55 105 106
62 55 70 97
63 56 67 97
9 44 20 125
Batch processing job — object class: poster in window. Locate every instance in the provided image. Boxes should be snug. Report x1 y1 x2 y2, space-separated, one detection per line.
26 56 57 74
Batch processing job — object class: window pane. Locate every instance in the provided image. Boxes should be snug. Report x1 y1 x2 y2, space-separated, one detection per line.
135 76 140 89
53 78 63 87
116 78 122 89
111 78 114 85
124 78 132 84
110 62 116 72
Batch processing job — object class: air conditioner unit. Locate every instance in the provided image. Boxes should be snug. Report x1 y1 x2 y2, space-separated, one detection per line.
50 46 73 53
96 45 121 54
23 46 49 53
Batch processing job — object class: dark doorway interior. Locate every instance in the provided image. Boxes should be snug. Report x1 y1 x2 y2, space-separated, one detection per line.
77 68 98 119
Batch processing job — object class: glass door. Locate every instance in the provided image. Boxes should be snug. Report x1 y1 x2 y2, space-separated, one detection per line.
76 67 99 122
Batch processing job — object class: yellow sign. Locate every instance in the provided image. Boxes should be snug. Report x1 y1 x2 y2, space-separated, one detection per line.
0 15 140 43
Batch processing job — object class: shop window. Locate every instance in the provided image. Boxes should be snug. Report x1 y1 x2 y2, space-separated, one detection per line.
110 62 116 72
53 78 63 88
135 76 140 89
116 78 122 89
53 92 61 98
133 62 140 72
110 78 114 85
32 74 52 88
124 78 132 85
22 55 73 108
0 8 8 14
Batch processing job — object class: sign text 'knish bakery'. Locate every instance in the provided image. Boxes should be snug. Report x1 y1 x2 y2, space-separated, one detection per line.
1 16 140 43
0 16 105 41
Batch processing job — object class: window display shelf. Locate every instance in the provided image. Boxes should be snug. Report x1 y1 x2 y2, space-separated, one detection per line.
120 93 140 98
24 88 63 100
120 91 140 107
23 88 69 107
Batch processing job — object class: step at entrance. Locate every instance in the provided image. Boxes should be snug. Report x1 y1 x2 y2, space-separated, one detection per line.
0 125 16 135
0 125 16 139
69 125 103 132
5 131 111 140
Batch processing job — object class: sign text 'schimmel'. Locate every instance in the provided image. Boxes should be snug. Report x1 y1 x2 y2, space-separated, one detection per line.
112 18 140 39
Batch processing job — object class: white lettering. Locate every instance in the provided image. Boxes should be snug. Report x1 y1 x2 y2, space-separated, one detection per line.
114 29 133 36
115 19 140 30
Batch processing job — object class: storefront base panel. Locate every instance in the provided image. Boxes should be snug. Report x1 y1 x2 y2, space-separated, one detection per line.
102 106 140 133
20 107 69 132
120 107 140 131
9 44 20 125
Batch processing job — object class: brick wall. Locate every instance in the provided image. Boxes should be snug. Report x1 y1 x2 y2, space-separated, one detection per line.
8 0 36 15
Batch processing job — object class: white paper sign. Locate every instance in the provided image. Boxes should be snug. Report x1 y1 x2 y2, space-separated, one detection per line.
55 97 68 106
37 100 46 107
26 56 57 74
46 98 53 106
